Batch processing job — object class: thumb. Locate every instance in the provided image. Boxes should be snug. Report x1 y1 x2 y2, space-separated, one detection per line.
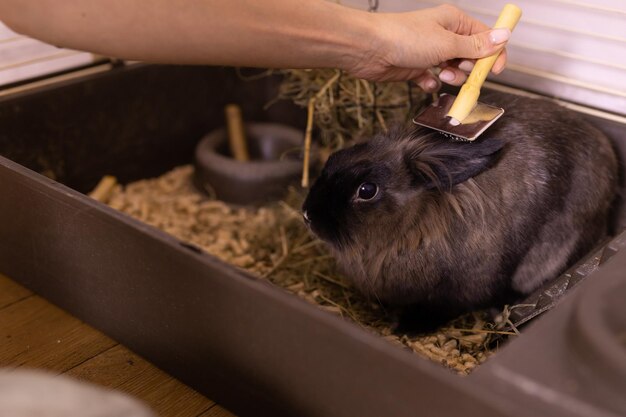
450 28 510 60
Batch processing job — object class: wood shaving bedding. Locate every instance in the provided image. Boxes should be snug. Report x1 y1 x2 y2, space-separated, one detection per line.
103 166 512 374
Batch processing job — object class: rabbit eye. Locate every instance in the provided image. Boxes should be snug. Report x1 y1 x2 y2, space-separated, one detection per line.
357 182 378 201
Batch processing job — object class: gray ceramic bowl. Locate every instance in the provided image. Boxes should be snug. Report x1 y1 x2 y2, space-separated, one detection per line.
194 122 308 205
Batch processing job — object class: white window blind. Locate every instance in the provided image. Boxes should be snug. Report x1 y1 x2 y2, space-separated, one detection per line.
343 0 626 115
0 21 102 87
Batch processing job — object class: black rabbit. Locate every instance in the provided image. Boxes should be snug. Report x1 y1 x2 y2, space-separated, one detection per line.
302 91 618 331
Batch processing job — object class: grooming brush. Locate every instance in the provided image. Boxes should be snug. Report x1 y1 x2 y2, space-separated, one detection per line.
413 4 522 141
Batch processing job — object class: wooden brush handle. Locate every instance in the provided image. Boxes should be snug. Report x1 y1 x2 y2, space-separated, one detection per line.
225 104 250 162
447 4 522 124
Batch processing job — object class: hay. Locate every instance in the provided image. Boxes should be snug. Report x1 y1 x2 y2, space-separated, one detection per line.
272 68 426 151
104 166 513 375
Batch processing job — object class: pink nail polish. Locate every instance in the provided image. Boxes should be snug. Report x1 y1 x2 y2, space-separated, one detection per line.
439 69 455 83
490 28 511 45
425 79 437 91
458 60 474 72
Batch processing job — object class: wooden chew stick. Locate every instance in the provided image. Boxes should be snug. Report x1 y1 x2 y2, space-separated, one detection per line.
301 97 316 188
225 104 250 162
89 175 117 203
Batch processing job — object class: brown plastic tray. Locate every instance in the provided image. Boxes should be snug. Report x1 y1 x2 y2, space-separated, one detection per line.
0 64 624 417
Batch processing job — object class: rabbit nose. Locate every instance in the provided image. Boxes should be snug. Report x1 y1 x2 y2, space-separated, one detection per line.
302 210 311 225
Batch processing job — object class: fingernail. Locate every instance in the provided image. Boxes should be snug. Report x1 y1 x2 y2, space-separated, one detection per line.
425 78 438 91
439 69 455 83
458 60 474 72
489 28 511 45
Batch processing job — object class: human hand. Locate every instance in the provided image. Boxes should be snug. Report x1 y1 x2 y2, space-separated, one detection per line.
344 4 510 92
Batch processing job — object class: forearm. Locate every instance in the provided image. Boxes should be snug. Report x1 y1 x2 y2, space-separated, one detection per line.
0 0 374 70
0 1 510 86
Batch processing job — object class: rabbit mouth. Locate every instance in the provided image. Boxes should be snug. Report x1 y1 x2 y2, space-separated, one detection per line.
306 222 349 249
301 210 335 244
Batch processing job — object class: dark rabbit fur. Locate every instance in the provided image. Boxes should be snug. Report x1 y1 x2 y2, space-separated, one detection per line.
302 91 618 329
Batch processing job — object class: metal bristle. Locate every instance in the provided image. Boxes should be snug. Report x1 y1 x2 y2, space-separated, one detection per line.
437 132 470 142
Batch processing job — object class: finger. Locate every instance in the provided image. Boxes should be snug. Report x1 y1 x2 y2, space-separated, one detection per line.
442 50 506 79
440 59 472 72
492 48 508 74
448 28 510 60
455 53 505 74
458 59 474 73
414 70 441 93
439 67 468 86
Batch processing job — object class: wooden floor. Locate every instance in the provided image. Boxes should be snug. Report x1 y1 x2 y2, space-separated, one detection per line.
0 273 236 417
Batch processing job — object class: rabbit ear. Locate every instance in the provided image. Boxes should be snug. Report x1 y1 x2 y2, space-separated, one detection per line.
406 137 505 190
